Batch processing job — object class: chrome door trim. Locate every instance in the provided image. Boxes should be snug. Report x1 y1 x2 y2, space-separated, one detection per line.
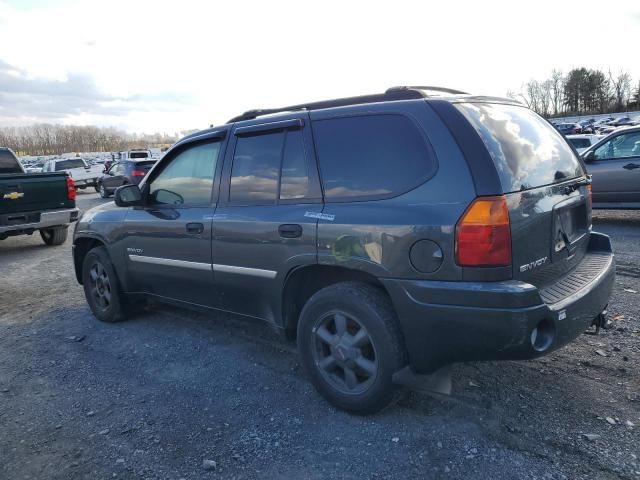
212 263 277 279
128 254 212 271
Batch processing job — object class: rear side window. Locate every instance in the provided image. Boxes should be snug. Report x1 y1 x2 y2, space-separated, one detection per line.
456 103 584 192
130 151 149 159
312 115 435 201
0 150 21 174
229 129 317 204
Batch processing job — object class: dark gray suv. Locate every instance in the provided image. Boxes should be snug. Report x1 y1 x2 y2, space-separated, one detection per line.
72 87 615 413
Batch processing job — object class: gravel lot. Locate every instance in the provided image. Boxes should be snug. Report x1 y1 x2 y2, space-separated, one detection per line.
1 192 638 480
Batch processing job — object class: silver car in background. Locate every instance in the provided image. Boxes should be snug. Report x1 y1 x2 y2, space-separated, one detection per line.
582 126 640 209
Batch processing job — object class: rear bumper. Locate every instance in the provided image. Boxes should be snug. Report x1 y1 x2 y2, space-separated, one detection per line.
0 208 80 234
382 232 615 374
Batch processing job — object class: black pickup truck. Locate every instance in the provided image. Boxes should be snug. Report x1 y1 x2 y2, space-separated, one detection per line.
0 147 79 245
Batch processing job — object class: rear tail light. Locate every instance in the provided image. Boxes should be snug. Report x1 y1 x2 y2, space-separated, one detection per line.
455 195 511 267
66 176 76 201
131 170 146 177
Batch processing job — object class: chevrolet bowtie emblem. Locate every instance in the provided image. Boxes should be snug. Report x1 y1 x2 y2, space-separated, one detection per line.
3 192 24 200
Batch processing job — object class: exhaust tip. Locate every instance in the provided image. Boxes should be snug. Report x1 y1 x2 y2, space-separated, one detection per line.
530 318 555 352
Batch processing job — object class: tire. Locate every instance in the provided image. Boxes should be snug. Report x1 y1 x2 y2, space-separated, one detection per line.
297 282 407 414
94 184 101 193
99 183 109 198
81 246 128 323
40 226 68 246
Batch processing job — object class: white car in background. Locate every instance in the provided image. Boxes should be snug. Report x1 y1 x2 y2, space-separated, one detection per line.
566 134 604 154
41 157 103 189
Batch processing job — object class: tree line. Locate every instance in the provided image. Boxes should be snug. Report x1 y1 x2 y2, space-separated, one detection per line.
508 68 639 118
0 124 178 156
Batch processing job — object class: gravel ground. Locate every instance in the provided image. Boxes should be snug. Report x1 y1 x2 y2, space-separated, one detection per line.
0 192 638 480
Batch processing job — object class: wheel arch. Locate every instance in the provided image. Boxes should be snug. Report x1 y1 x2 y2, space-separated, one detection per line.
281 264 396 341
73 235 107 284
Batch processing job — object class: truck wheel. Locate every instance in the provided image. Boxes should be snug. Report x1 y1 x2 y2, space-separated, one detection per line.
297 282 407 414
82 246 127 323
40 226 68 246
99 183 109 198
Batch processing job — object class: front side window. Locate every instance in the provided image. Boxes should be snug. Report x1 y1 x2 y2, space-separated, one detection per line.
594 131 640 160
312 114 435 201
149 142 219 205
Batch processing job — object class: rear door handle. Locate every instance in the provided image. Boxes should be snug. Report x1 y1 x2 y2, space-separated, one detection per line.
623 163 640 170
186 222 204 234
278 224 302 238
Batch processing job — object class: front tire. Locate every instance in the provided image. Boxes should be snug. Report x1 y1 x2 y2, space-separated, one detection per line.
82 246 127 323
297 282 407 414
40 226 68 246
99 183 109 198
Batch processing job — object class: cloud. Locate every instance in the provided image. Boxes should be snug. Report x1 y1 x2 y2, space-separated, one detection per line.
0 58 193 130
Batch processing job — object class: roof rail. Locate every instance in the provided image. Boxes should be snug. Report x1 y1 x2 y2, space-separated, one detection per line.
386 85 469 95
227 86 469 123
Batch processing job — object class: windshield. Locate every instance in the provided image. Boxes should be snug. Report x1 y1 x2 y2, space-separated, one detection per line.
456 103 584 192
568 138 591 149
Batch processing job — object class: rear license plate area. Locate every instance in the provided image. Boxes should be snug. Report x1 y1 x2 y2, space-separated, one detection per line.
552 199 587 259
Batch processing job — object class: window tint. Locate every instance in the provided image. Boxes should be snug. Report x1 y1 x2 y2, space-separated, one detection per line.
149 142 219 205
230 132 284 203
456 103 584 192
0 150 21 174
594 131 640 160
312 115 434 200
280 130 310 200
56 159 85 170
568 138 591 149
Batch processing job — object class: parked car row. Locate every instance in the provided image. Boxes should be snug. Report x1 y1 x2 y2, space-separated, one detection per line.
552 115 640 136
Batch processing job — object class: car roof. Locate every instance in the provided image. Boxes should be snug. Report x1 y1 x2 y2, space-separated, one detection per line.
177 87 522 150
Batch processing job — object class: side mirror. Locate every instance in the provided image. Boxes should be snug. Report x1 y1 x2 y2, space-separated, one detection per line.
114 184 142 207
582 150 595 162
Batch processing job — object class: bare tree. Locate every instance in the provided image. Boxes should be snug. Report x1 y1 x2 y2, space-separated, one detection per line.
609 70 632 112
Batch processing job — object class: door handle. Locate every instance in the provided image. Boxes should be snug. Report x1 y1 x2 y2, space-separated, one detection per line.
278 224 302 238
186 222 204 234
623 163 640 170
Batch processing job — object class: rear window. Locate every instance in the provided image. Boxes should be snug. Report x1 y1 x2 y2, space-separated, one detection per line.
55 159 85 170
0 149 22 174
312 114 435 201
136 161 156 170
456 103 584 192
568 138 592 149
130 151 149 159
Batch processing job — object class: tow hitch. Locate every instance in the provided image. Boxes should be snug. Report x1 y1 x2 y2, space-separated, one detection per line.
591 306 612 334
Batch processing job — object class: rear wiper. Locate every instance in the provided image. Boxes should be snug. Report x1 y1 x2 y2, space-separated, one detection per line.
563 175 592 195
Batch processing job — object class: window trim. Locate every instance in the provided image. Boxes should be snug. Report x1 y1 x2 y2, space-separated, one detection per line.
140 137 225 209
222 117 323 207
311 112 438 203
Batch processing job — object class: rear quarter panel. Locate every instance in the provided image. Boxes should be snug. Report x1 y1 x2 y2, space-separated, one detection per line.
312 100 476 280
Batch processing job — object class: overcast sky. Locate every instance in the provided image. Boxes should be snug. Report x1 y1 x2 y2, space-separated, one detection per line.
0 0 638 135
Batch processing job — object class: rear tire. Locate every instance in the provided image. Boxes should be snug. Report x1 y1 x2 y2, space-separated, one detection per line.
297 282 407 414
40 226 68 246
82 246 128 323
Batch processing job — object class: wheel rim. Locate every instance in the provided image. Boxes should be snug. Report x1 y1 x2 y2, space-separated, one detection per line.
311 310 378 395
42 230 51 240
88 261 112 311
